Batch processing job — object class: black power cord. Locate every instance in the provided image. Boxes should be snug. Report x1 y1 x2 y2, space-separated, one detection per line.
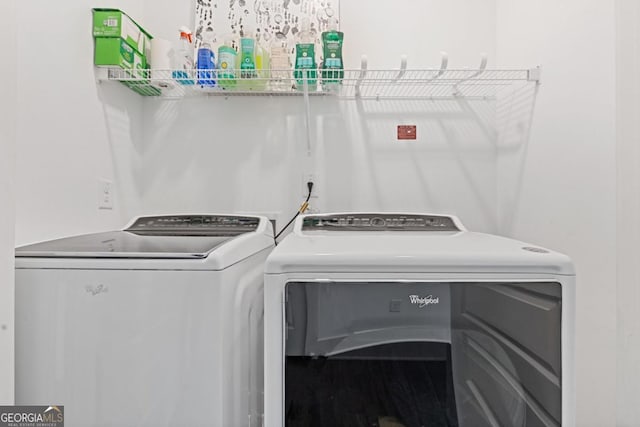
274 181 314 244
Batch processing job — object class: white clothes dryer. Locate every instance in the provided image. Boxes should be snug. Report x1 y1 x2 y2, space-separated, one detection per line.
15 214 274 427
264 213 575 427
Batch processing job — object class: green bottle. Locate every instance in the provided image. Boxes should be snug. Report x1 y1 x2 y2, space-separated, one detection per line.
217 36 237 90
321 18 344 88
239 29 257 86
294 18 317 91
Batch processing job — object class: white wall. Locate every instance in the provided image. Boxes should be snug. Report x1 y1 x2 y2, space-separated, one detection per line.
496 1 617 426
615 1 640 425
0 0 17 405
13 0 148 246
139 0 499 234
139 96 499 232
340 1 496 69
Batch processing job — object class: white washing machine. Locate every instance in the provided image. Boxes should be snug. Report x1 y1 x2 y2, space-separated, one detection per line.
15 214 274 427
264 213 575 427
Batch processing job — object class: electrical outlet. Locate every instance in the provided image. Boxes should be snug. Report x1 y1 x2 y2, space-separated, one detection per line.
302 173 318 199
397 125 417 140
98 179 114 210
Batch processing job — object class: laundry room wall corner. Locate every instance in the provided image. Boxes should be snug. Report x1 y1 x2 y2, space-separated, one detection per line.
0 0 17 405
615 0 640 425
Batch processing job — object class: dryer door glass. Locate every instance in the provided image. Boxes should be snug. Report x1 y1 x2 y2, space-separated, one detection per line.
284 281 562 427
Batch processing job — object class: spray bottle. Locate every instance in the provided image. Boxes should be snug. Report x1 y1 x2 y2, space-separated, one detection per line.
172 26 194 85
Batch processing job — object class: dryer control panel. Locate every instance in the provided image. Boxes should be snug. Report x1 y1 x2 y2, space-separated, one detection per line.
126 215 260 235
301 214 460 232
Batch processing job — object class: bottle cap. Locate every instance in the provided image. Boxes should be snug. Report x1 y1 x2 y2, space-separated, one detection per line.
242 25 255 38
327 18 338 31
202 28 215 47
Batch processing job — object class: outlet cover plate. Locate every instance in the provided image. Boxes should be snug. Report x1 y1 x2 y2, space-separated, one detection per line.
98 179 114 210
302 173 318 199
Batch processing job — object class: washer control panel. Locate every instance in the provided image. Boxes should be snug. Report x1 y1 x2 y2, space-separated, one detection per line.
301 214 460 232
126 215 260 235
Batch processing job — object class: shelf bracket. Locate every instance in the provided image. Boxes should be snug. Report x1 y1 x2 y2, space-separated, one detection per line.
453 52 487 96
355 55 368 98
527 66 542 84
94 67 112 85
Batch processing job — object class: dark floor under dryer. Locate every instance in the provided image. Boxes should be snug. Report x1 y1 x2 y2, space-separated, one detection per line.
285 342 459 427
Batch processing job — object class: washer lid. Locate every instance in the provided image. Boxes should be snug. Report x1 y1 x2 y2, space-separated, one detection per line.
265 213 574 275
15 231 236 259
15 215 261 259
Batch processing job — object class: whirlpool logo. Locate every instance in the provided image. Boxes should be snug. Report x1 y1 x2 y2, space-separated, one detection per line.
409 295 440 308
85 284 109 296
0 405 64 426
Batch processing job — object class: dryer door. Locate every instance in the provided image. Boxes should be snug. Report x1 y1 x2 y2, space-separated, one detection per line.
450 282 562 427
284 281 562 427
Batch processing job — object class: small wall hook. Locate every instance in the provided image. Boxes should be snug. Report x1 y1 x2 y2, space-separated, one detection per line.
355 54 368 98
478 52 488 72
394 55 408 82
425 51 448 84
438 51 449 76
453 52 488 96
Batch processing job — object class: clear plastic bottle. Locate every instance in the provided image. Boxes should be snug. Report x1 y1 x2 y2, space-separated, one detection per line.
294 18 317 91
172 26 195 85
270 39 291 91
254 39 269 91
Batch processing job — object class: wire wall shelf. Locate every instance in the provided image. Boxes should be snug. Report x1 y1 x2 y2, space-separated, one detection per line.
97 66 540 100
